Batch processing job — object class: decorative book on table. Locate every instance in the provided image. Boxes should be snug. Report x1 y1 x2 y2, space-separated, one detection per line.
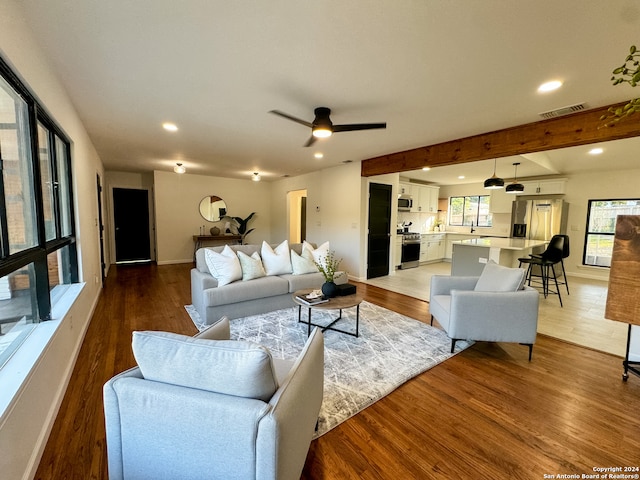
296 293 329 306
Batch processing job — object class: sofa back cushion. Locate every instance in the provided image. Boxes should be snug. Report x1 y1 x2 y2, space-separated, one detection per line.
132 331 278 401
474 262 526 292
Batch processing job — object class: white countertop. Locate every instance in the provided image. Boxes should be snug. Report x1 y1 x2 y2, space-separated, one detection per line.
452 237 547 251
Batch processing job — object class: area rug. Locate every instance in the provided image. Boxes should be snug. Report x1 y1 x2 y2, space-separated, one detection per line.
185 302 472 437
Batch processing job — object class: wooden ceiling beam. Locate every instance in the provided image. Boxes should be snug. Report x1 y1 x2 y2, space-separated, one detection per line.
361 101 640 177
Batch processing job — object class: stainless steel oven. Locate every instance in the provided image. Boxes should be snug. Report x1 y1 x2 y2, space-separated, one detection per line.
400 232 421 269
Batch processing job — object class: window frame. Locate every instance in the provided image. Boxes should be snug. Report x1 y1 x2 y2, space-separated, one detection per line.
583 198 640 268
0 55 78 328
448 195 493 227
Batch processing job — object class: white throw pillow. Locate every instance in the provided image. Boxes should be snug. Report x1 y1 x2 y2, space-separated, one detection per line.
204 245 242 286
303 240 330 264
291 248 319 275
261 240 293 275
237 251 266 281
474 261 526 292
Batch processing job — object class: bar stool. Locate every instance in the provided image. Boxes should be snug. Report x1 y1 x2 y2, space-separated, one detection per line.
529 235 570 295
518 235 565 307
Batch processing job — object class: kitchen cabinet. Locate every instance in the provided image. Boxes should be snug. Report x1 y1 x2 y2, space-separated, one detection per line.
415 185 440 213
516 179 566 196
399 182 414 196
394 235 402 269
420 233 445 263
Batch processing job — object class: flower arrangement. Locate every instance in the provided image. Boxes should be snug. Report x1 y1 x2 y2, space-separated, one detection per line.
314 250 344 283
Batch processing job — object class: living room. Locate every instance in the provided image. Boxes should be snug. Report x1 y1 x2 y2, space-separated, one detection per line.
1 1 640 479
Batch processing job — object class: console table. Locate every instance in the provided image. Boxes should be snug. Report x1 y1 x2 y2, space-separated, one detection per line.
192 235 242 259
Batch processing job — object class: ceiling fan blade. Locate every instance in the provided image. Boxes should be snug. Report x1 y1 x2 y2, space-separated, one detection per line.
303 135 317 147
269 110 312 128
333 122 387 132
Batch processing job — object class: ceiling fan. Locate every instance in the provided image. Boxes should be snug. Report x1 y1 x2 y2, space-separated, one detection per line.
269 107 386 147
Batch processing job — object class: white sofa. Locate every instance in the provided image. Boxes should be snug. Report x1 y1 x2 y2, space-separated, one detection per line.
191 242 347 325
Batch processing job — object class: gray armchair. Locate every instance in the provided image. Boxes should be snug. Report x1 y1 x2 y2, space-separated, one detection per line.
103 318 324 480
429 273 540 360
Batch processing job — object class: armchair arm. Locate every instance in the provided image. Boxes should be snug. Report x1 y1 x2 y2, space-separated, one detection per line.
257 328 324 480
448 286 539 344
430 275 479 298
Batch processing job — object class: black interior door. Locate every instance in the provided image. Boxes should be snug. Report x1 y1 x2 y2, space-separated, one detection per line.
113 188 151 263
367 183 392 279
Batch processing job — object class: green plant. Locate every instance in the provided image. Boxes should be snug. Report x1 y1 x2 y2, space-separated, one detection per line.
232 212 256 244
600 45 640 126
314 250 344 283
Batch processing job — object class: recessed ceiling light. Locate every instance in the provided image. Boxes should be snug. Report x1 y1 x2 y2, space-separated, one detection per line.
458 175 465 179
588 147 604 155
163 122 178 132
422 167 431 171
538 80 563 93
314 152 324 159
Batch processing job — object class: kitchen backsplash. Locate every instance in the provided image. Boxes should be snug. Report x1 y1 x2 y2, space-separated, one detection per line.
398 211 512 236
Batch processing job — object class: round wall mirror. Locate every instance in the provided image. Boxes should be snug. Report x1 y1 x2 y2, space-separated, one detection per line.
199 195 228 222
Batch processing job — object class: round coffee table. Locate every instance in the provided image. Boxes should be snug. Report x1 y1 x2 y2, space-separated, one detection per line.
292 288 363 337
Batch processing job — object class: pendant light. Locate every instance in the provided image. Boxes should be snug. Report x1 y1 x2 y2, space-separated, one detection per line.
506 162 525 194
483 159 504 189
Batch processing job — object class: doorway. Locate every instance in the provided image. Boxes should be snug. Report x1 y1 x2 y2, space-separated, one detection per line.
367 183 392 279
113 187 151 263
287 189 307 243
96 174 106 283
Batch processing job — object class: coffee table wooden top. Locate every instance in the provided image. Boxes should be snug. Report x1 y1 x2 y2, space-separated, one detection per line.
293 288 363 310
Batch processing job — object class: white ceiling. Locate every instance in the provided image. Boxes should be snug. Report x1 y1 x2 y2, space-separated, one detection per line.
14 0 640 183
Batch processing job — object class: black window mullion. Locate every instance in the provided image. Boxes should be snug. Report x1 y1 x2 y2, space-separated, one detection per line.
0 147 9 259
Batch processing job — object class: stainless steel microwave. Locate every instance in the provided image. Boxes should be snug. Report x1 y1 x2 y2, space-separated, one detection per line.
398 196 413 211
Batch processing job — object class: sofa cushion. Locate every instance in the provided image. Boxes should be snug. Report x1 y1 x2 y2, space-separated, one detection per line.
204 245 242 286
261 240 293 275
291 248 318 275
237 251 266 281
474 262 526 292
204 275 289 306
132 331 278 401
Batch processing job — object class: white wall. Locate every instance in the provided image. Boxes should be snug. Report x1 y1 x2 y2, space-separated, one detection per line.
270 161 366 279
0 1 105 478
153 170 272 264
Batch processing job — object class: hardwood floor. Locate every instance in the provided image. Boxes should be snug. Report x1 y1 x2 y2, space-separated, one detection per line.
35 264 640 479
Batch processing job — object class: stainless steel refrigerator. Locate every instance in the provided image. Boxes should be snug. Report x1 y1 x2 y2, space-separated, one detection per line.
510 198 568 240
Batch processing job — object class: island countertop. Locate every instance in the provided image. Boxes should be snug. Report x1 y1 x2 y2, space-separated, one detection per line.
452 237 547 251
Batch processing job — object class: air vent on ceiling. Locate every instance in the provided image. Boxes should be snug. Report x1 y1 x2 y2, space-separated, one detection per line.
538 103 586 119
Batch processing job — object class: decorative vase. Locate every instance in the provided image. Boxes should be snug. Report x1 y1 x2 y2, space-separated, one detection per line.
322 281 338 298
210 226 220 236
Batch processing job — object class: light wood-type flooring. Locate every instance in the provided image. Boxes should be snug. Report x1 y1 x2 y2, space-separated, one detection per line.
365 262 628 356
34 263 640 480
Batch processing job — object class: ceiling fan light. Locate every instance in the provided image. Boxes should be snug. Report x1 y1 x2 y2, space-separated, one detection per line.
312 126 332 138
174 163 186 174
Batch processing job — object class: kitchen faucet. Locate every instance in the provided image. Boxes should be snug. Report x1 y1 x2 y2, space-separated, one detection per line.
470 221 476 233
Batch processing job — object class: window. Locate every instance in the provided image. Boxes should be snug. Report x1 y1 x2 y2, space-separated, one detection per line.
449 195 492 227
0 57 77 368
583 199 640 267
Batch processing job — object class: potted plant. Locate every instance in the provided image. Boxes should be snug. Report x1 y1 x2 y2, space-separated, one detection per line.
314 250 344 298
232 212 256 244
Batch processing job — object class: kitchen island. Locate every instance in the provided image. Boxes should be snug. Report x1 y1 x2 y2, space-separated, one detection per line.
451 237 547 276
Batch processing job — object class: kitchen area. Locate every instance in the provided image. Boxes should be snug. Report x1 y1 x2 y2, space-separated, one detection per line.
374 178 570 300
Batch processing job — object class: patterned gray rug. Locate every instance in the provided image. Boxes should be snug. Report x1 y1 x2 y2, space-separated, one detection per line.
185 301 472 437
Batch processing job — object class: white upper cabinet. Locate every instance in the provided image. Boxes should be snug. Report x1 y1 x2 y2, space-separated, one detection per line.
516 179 566 196
415 185 440 213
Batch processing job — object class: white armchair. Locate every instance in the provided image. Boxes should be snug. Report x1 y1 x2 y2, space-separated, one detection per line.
429 267 540 360
103 317 324 480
